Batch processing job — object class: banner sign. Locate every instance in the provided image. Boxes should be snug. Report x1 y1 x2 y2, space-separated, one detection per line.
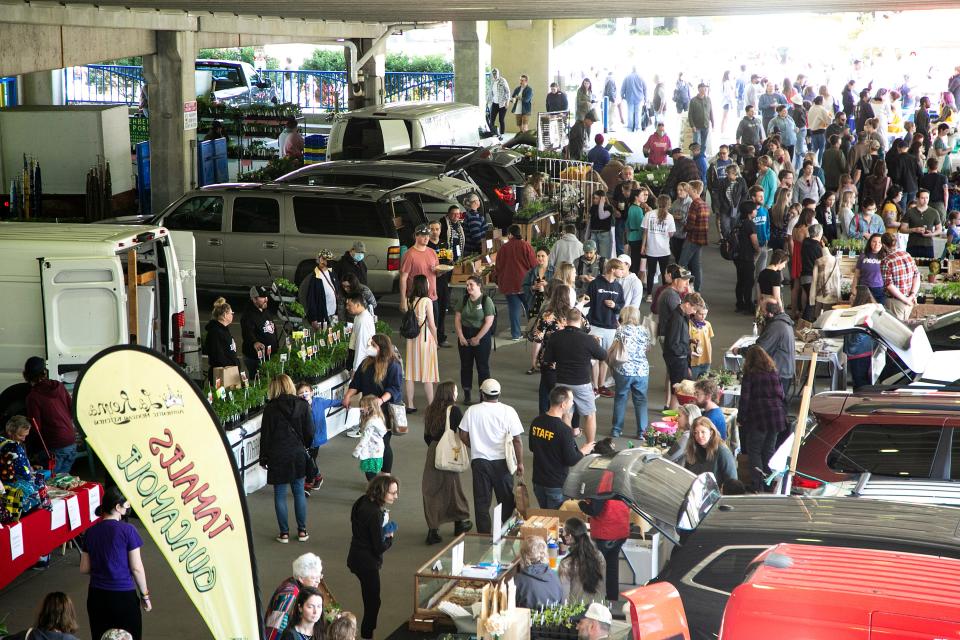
73 345 263 640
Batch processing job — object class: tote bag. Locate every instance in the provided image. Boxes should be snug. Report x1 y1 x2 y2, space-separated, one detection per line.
435 406 469 473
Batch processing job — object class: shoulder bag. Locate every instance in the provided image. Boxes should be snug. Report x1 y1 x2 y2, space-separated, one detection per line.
435 406 469 473
504 428 518 475
388 402 408 435
607 335 629 370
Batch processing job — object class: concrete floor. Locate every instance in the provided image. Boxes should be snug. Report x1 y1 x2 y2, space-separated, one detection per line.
0 238 753 639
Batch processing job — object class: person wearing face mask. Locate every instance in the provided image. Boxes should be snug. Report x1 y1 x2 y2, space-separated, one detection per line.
298 250 339 329
336 241 368 287
241 285 281 379
342 334 403 474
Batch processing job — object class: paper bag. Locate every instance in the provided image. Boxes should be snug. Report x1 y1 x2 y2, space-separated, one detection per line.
513 476 531 519
212 365 243 389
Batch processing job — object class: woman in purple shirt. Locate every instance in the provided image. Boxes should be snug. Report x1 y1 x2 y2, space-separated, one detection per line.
80 487 151 640
850 233 886 305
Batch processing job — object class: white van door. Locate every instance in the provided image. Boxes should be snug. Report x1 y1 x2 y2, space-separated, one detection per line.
39 257 126 380
163 233 202 379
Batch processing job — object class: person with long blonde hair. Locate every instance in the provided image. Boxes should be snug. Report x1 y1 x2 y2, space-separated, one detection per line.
261 373 315 543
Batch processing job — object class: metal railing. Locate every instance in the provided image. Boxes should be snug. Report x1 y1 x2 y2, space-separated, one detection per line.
385 71 454 103
63 64 144 105
62 64 458 109
0 76 18 107
257 70 348 110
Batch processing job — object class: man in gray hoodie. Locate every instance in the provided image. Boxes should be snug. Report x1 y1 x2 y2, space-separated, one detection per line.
548 223 584 270
735 301 796 407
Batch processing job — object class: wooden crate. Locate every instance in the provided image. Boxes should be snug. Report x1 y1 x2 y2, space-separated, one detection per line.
520 515 559 541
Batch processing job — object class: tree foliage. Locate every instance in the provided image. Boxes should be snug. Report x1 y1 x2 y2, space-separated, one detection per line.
198 47 279 69
301 48 452 73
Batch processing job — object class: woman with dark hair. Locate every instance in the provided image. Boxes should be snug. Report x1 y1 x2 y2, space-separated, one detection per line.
421 381 472 545
278 586 326 640
684 417 737 487
844 287 878 389
533 284 576 415
348 475 400 640
882 184 905 233
850 233 886 305
261 373 315 543
3 592 80 640
454 276 496 405
862 158 891 207
734 200 759 314
80 487 150 640
343 334 403 470
339 273 376 318
575 78 595 122
737 348 785 492
814 191 838 242
558 517 606 604
577 439 631 602
404 273 438 413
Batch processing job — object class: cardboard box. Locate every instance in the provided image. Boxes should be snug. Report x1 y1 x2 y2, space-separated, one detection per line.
520 515 559 542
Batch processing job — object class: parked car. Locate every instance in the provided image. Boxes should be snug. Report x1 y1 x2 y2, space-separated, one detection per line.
273 159 479 220
152 178 474 294
380 145 526 230
793 304 960 494
196 59 278 105
812 471 960 506
563 449 960 640
326 102 497 161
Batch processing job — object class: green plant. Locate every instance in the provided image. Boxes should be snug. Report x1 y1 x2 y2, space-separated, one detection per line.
237 156 302 182
701 368 737 388
829 237 865 253
375 320 393 337
515 199 547 221
287 301 306 318
274 277 299 294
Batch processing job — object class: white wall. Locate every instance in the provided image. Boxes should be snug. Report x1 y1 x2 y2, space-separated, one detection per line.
0 104 133 194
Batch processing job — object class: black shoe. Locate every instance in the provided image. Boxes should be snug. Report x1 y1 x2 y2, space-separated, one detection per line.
454 519 473 535
463 389 472 406
426 529 442 545
405 407 418 415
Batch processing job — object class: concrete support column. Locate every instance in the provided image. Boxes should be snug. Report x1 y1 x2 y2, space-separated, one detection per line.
489 20 553 133
452 21 484 108
346 38 385 110
144 30 196 214
20 70 64 106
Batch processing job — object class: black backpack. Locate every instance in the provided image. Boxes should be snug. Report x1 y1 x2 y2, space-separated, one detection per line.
399 297 426 339
720 220 742 262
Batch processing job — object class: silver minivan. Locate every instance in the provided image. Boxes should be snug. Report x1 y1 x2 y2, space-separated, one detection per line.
155 178 474 294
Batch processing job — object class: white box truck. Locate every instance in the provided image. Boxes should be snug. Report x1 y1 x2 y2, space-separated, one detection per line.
0 222 201 407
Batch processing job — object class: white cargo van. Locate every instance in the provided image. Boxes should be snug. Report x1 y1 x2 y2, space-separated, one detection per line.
0 223 200 396
327 102 496 160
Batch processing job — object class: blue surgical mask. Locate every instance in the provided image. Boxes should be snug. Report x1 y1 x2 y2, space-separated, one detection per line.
353 253 365 262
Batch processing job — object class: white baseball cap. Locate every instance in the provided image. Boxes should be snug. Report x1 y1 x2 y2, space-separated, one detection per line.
480 379 501 396
583 602 612 625
617 253 632 266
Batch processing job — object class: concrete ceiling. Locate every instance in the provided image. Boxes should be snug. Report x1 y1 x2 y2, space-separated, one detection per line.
36 0 955 21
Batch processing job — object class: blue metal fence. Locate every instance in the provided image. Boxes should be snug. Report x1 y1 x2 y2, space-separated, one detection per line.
0 76 18 107
63 65 144 105
62 64 457 109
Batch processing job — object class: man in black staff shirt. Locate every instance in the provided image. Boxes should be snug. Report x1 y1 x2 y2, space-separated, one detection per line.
241 285 281 379
529 387 595 509
542 308 608 445
662 292 704 409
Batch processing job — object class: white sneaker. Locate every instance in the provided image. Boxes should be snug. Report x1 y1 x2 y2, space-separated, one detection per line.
345 428 362 438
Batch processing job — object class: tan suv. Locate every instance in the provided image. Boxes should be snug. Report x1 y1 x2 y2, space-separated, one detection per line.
155 178 474 294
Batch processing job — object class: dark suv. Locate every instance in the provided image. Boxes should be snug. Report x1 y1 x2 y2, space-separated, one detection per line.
563 449 960 640
379 145 525 230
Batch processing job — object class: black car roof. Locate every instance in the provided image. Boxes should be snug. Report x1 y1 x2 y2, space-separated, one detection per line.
699 496 960 551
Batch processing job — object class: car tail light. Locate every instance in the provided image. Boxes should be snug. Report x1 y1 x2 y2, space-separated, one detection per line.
493 185 516 207
596 470 615 495
172 311 186 365
387 246 400 271
792 476 823 490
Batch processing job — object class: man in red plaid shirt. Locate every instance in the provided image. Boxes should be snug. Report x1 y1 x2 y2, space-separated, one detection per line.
880 232 920 321
679 180 711 292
